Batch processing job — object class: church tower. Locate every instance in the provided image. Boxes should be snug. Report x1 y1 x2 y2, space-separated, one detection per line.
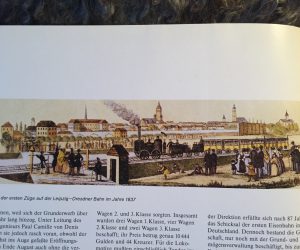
154 101 163 123
285 110 289 120
232 104 237 122
84 105 88 119
222 114 226 122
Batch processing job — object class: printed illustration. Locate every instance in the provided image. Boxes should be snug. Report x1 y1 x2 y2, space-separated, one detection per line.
0 99 299 188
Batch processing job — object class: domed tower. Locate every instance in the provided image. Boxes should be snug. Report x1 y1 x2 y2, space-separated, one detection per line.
232 104 237 122
154 101 163 123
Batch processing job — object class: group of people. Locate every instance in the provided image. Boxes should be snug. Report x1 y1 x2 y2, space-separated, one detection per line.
188 149 218 176
231 145 287 181
157 148 218 179
36 147 103 181
36 148 84 176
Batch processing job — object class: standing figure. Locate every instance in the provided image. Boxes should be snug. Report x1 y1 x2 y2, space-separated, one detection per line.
68 148 75 176
94 157 102 181
294 147 300 174
52 147 59 172
244 149 251 174
211 149 218 174
36 151 47 174
277 148 285 173
204 150 212 175
56 148 65 173
231 159 237 175
257 146 265 178
263 148 271 176
56 148 69 174
199 137 204 155
250 145 258 179
290 141 297 171
75 149 83 175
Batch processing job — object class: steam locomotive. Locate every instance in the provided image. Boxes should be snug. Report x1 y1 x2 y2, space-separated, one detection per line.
133 126 204 160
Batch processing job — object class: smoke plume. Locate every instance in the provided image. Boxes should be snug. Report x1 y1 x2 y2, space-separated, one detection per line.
104 100 140 125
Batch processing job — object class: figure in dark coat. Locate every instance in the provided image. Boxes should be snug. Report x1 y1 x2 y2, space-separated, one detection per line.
36 151 48 174
51 147 59 172
250 146 258 178
290 141 297 171
256 146 265 178
68 148 75 175
75 149 83 175
294 148 300 174
94 157 102 181
199 137 204 154
204 150 212 175
210 149 218 174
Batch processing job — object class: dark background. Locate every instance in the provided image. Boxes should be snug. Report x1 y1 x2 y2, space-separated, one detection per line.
0 0 300 26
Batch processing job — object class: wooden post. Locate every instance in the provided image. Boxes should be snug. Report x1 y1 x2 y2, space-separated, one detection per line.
29 146 34 174
85 149 89 169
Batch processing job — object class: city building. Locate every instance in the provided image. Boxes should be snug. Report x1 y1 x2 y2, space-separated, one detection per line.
278 110 296 128
68 119 109 132
36 120 57 137
232 104 247 123
140 102 164 127
239 122 266 136
113 128 128 138
1 122 14 137
57 123 68 132
68 106 109 132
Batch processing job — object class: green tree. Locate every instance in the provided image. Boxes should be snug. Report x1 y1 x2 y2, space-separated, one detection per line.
1 132 13 152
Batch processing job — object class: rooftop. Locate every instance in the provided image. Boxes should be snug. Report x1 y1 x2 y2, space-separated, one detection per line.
36 120 56 127
1 122 13 128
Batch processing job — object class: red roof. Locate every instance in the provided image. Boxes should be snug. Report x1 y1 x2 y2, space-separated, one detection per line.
1 122 13 128
68 119 108 124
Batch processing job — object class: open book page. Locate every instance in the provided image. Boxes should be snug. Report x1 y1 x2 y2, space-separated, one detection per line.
0 24 300 249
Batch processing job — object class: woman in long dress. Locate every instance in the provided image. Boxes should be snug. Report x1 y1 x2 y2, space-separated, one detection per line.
56 149 70 174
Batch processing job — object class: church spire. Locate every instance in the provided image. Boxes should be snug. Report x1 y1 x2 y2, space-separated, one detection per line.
285 110 289 120
85 105 87 119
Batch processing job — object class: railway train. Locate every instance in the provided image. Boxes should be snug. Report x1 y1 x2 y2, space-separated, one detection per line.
133 126 289 160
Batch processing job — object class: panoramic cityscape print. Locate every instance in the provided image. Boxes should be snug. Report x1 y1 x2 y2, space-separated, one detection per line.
0 99 300 189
